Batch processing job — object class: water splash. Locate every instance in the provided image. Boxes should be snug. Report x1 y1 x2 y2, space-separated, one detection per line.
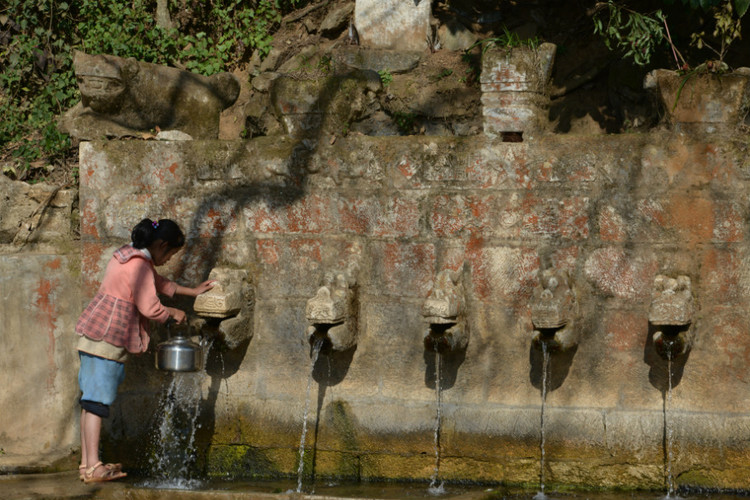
429 347 444 493
539 342 551 495
145 340 212 489
296 336 324 493
428 480 446 496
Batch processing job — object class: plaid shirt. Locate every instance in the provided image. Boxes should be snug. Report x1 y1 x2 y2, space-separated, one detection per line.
76 245 176 353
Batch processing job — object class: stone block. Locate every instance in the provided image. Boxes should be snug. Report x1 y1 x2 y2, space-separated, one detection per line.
354 0 431 51
369 241 436 297
465 244 539 303
0 254 80 467
583 247 659 301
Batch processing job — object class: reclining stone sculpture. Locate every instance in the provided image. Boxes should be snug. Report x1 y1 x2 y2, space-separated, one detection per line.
59 51 240 140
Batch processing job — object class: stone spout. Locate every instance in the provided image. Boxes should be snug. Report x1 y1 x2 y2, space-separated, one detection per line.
649 275 694 360
530 269 578 352
423 269 468 353
305 272 357 351
193 268 254 349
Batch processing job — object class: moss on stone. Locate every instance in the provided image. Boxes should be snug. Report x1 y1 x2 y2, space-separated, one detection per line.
207 444 281 479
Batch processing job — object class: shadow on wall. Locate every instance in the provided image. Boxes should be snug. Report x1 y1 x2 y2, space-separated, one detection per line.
528 344 578 393
197 334 254 460
310 347 359 484
173 68 357 283
423 347 467 391
643 323 690 394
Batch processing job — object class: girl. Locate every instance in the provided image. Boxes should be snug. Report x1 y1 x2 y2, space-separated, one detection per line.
75 218 214 483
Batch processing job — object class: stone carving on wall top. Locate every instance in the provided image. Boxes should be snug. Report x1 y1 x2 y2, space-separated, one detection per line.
58 51 240 140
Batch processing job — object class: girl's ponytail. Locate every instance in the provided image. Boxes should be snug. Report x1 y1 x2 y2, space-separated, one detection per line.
131 218 185 249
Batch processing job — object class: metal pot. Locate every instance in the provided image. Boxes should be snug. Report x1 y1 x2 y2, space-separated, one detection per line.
155 321 204 372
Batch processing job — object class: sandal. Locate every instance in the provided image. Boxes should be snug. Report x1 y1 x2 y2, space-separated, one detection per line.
80 462 120 481
83 461 127 483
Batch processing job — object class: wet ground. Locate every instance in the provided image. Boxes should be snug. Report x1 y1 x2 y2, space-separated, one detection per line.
3 472 750 500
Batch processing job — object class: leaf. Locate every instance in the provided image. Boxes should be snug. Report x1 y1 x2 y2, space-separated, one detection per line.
735 0 750 16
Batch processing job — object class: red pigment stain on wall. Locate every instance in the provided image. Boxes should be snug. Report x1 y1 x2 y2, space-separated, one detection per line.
249 204 285 233
288 195 332 233
289 239 323 269
465 236 490 300
80 199 100 238
430 195 465 237
667 195 714 245
257 240 280 266
374 197 420 237
398 159 415 179
339 198 374 235
200 208 231 237
36 277 59 391
599 207 627 242
81 242 107 297
604 310 647 353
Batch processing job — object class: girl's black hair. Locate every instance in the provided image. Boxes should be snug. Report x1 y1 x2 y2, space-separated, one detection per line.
131 218 185 250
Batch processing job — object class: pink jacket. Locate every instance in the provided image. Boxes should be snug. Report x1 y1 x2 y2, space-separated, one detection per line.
76 245 177 353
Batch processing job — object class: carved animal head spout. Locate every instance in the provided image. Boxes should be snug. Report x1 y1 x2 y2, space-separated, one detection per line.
530 269 578 353
649 275 695 360
193 268 254 350
423 269 468 353
305 271 357 352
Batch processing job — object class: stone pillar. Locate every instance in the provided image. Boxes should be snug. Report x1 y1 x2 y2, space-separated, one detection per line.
354 0 431 51
480 43 556 141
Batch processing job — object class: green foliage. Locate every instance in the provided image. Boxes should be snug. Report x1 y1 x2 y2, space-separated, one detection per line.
595 0 747 71
689 0 744 69
593 1 667 66
317 54 332 74
465 25 541 54
394 111 415 135
0 0 301 181
665 0 749 17
378 69 393 87
432 68 453 82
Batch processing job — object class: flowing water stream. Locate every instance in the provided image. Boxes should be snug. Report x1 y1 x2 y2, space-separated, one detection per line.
535 342 551 499
665 352 676 497
145 341 212 489
296 336 325 493
428 347 444 495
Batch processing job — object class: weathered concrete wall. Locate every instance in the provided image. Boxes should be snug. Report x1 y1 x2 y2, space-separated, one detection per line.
76 133 750 489
0 178 81 472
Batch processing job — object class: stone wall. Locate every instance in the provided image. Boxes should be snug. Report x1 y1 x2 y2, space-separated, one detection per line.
0 177 80 472
72 132 750 490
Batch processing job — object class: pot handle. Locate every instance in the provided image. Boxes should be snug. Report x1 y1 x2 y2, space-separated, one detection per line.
165 317 177 338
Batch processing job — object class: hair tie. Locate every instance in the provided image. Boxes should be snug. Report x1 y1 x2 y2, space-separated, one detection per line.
152 221 159 229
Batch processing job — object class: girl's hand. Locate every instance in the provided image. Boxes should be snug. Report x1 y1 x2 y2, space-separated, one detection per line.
168 307 187 324
193 280 216 296
174 281 216 297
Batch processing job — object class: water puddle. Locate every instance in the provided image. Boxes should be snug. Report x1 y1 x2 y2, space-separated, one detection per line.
4 474 750 500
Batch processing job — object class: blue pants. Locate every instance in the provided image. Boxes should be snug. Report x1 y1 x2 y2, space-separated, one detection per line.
78 352 125 418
